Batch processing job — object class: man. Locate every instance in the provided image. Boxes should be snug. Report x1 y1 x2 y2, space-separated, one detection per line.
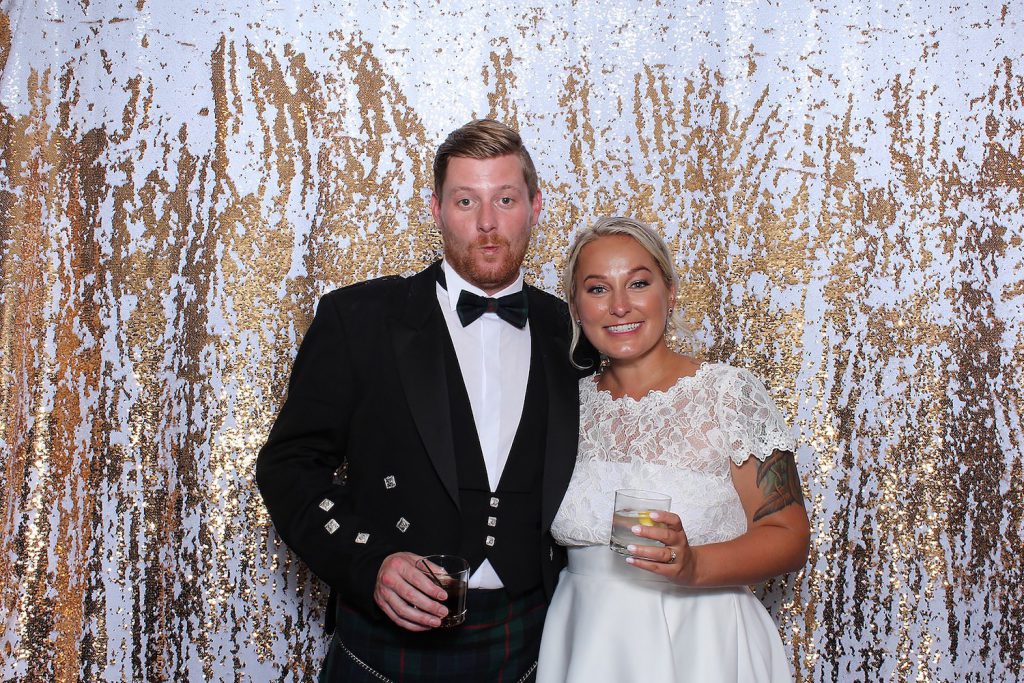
257 119 591 681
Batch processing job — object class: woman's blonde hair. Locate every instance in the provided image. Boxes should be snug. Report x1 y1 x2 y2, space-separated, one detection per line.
562 216 695 367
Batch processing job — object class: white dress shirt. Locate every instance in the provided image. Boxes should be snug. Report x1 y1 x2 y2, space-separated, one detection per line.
437 260 531 589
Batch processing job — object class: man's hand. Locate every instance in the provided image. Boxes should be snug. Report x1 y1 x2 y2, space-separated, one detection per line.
373 552 450 631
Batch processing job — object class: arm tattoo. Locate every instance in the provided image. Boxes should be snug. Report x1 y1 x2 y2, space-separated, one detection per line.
753 450 804 522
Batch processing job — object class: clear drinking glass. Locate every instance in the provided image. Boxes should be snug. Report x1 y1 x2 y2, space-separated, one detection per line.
609 489 672 556
416 554 469 627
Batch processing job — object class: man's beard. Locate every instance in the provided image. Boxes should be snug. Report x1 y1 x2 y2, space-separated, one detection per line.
447 237 527 293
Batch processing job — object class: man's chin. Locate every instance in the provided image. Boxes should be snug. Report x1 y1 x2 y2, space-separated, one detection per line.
466 263 518 292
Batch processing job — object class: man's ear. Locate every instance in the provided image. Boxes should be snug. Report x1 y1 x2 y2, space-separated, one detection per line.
430 192 442 226
530 188 543 226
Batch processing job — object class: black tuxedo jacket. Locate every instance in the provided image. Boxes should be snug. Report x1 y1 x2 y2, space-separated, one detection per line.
257 261 587 621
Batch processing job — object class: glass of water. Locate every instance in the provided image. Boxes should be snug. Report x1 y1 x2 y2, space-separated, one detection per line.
609 489 672 557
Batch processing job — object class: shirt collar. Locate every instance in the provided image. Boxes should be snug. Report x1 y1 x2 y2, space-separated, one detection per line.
439 260 525 313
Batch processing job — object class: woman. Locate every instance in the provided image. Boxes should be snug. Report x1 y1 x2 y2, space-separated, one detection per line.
537 217 810 682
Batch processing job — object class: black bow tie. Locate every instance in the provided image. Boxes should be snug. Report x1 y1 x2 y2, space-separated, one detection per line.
436 266 529 328
455 289 529 328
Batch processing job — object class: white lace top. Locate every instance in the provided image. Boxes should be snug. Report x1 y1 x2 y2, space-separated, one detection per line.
551 362 797 548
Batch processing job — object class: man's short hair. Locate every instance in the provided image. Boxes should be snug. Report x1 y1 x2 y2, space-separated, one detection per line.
433 119 539 200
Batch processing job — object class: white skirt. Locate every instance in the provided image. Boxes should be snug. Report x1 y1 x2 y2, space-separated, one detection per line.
537 546 793 683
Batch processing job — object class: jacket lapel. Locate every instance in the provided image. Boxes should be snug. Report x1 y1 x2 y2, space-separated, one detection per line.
392 262 460 508
526 286 580 532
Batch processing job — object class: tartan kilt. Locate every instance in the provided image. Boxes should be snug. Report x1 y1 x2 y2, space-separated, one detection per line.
320 586 547 683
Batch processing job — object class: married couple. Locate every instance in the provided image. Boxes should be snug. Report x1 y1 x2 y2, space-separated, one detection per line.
256 119 810 682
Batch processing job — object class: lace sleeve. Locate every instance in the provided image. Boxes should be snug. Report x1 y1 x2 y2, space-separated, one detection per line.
716 366 797 466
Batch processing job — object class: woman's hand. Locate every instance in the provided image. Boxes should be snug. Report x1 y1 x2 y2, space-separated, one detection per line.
624 511 697 584
627 450 810 588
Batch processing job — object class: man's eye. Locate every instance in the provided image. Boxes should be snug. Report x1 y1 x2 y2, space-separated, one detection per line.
457 198 471 207
499 197 513 205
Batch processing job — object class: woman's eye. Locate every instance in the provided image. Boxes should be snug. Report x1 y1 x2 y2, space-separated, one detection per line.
629 279 650 289
586 285 607 294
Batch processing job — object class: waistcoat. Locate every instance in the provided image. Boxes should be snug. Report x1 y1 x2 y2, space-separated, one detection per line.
442 331 548 597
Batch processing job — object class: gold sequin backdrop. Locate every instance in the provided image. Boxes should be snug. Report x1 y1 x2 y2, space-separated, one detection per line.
0 0 1021 680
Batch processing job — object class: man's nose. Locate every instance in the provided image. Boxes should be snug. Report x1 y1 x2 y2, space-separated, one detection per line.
476 202 497 232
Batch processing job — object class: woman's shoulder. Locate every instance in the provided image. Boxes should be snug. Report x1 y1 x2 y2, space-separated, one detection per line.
699 361 770 390
577 373 602 396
